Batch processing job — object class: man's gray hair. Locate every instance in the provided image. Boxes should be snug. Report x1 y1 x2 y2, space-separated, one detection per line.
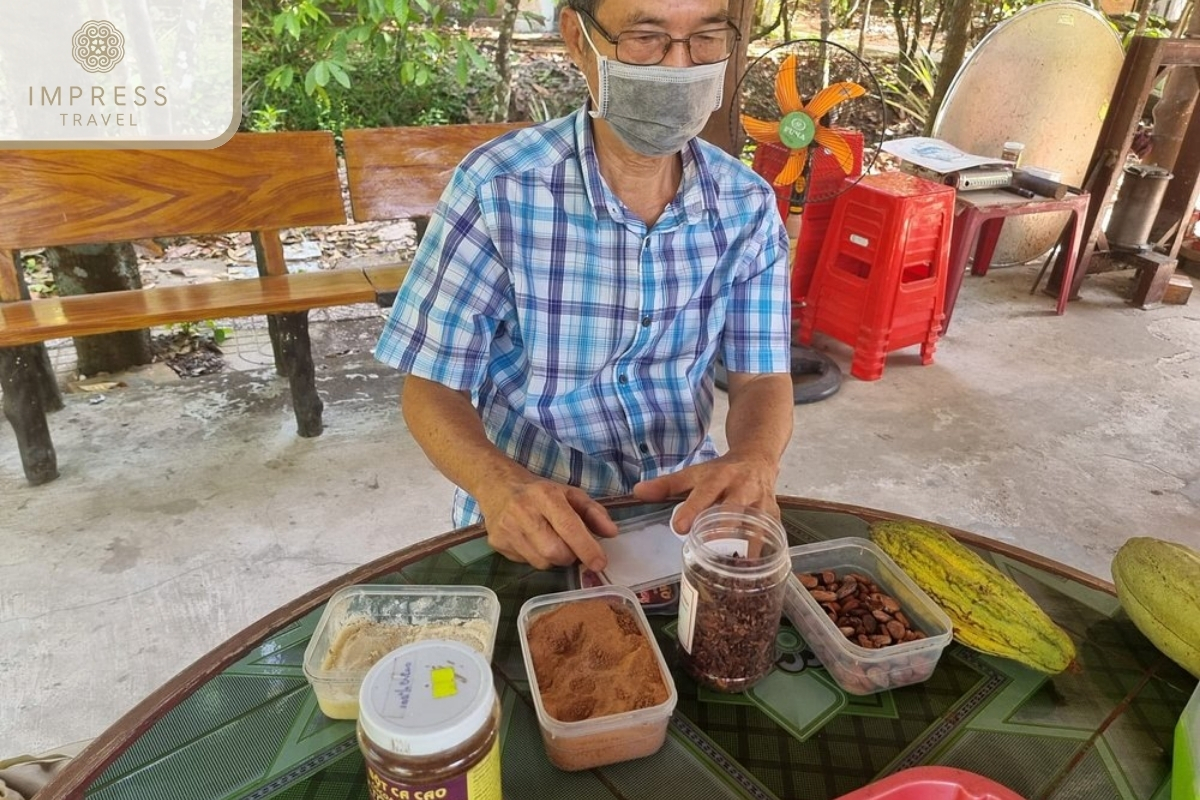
559 0 600 16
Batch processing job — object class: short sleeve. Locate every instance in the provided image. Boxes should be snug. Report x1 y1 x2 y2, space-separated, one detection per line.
374 166 513 391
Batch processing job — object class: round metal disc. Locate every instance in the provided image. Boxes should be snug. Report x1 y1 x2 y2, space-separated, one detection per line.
932 2 1123 264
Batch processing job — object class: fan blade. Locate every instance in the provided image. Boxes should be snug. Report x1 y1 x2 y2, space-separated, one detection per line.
774 55 805 114
814 128 856 175
805 81 866 122
774 148 808 188
741 115 781 144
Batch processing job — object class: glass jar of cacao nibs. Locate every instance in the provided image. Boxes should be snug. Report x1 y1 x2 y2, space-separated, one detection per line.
676 505 789 692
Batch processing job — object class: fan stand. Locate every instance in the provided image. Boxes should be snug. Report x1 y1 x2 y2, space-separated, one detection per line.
726 38 889 405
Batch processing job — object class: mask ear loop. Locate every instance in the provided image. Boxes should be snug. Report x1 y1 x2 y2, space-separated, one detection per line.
573 17 604 117
576 17 610 118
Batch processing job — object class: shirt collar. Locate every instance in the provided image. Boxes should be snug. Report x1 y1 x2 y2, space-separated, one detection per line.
572 103 720 228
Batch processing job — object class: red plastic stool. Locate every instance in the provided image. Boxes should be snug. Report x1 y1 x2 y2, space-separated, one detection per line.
750 134 864 324
798 173 955 381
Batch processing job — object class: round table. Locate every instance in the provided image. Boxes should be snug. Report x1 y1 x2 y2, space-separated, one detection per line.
39 496 1194 800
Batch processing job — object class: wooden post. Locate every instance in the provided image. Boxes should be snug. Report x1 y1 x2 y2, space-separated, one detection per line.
252 230 288 377
0 249 61 485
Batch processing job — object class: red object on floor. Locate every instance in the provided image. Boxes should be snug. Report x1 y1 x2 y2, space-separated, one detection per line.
834 766 1027 799
750 133 865 318
797 172 955 381
943 188 1091 333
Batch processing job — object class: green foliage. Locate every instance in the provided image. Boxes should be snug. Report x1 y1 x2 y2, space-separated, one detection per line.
878 46 937 131
242 0 505 134
170 320 232 346
1107 12 1174 47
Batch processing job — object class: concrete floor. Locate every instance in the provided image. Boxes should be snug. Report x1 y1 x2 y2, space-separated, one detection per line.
2 262 1198 758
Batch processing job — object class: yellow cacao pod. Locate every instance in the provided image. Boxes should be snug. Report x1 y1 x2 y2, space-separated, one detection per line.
1111 537 1200 679
870 520 1076 674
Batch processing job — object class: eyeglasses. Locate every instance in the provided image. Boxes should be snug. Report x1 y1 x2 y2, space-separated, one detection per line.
574 8 740 67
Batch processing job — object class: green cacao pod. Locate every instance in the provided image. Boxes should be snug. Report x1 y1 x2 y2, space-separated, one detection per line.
1111 537 1200 679
871 520 1076 674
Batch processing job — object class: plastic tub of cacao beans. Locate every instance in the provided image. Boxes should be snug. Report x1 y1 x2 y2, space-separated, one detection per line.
517 585 678 771
783 538 952 695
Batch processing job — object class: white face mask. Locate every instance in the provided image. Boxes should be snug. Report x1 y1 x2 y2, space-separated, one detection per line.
579 22 726 157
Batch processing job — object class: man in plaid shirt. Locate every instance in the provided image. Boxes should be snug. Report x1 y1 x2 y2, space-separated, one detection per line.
376 0 794 571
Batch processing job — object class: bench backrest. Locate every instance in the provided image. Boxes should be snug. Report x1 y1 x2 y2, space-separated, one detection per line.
342 122 528 223
0 132 346 300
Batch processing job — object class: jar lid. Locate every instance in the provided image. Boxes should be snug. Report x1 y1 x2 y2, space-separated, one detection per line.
358 639 494 756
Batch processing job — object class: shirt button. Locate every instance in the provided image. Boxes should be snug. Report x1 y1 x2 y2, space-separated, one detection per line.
641 316 651 327
618 374 628 385
639 443 649 454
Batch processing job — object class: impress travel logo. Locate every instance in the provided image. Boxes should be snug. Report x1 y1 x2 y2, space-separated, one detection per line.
0 2 240 148
72 21 126 74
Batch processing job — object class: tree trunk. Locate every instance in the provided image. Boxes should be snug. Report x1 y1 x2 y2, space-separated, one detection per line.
924 0 973 134
892 0 910 60
493 0 520 122
701 0 759 155
46 244 154 376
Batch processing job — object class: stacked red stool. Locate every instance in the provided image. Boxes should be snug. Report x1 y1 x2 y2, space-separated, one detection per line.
751 132 864 324
797 172 955 381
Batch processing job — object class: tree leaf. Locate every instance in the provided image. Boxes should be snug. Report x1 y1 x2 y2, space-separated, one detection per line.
304 66 318 95
328 61 351 88
314 60 331 87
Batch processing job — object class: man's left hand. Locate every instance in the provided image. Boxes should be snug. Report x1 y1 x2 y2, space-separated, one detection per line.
631 452 781 534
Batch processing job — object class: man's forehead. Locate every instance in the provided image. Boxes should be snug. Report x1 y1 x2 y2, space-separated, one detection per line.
598 0 732 27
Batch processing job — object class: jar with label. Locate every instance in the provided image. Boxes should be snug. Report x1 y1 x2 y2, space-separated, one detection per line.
1001 141 1025 167
676 504 790 692
357 639 502 800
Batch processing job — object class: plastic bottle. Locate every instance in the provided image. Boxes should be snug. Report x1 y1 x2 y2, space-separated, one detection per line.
676 504 790 692
357 639 502 800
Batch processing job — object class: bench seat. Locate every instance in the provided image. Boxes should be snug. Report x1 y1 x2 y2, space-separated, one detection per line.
0 122 523 486
0 269 381 347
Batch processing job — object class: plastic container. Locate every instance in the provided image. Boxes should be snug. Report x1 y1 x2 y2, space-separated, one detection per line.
517 585 677 771
783 537 952 695
1000 141 1025 167
677 504 791 692
303 584 500 719
835 766 1026 799
1175 681 1199 800
357 640 502 799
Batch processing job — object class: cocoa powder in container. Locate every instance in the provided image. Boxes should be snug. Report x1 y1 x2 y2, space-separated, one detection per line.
518 587 678 771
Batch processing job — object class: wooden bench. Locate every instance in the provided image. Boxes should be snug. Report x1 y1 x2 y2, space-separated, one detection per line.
0 122 524 486
342 122 527 305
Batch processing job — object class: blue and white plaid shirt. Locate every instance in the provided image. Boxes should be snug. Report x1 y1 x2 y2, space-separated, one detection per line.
375 105 791 526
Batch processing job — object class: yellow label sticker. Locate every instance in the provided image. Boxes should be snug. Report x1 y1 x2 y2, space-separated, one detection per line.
431 667 458 699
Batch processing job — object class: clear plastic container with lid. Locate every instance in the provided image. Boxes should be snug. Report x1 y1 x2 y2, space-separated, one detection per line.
303 584 500 719
357 639 502 800
676 504 790 692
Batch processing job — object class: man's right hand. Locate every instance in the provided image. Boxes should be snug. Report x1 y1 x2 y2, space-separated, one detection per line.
477 477 618 572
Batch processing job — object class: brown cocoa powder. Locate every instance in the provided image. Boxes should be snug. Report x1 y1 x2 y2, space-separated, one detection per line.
526 598 668 723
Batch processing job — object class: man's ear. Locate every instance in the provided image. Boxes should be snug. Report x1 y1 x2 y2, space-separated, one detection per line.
560 7 587 69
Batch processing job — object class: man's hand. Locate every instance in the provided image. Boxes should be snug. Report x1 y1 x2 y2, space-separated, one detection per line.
477 477 619 571
632 451 781 535
638 370 792 533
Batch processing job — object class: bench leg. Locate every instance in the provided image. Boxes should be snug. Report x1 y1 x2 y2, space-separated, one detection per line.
275 312 323 437
0 345 60 485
